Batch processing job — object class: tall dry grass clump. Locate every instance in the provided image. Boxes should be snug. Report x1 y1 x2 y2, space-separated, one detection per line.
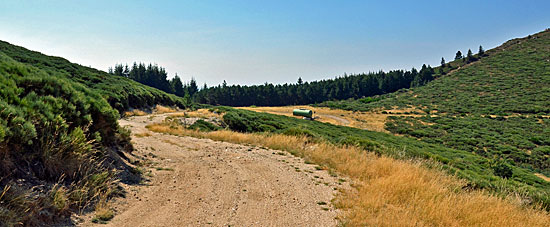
123 109 148 117
169 108 221 119
146 122 550 226
154 105 177 114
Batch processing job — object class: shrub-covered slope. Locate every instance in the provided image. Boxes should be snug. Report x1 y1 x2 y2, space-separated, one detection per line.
0 40 191 225
211 107 550 208
0 53 121 225
0 40 192 112
322 29 550 115
318 29 550 200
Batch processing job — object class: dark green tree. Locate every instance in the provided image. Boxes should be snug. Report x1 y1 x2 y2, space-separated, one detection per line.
466 49 474 63
478 45 485 57
123 64 129 77
455 51 463 60
188 77 198 97
170 74 185 97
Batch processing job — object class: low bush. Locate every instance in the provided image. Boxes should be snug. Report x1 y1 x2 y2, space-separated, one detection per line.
0 43 140 224
281 127 316 138
188 119 220 132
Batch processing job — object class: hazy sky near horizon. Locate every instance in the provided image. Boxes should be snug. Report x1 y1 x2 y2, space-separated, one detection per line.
1 0 549 86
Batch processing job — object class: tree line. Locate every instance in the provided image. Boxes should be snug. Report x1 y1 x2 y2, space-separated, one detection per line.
109 45 486 107
451 45 485 64
110 62 436 107
199 46 487 107
109 63 199 100
111 45 504 107
194 65 435 106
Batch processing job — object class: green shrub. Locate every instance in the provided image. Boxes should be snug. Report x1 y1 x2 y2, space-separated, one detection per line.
282 127 316 138
257 124 277 132
338 136 380 151
0 42 148 224
188 120 220 132
223 112 252 132
493 161 514 179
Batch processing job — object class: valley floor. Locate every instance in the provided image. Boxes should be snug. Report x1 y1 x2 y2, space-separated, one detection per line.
79 114 346 226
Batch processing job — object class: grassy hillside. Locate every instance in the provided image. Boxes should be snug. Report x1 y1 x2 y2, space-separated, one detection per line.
0 41 193 113
322 30 550 115
193 107 549 208
317 30 550 202
0 41 193 225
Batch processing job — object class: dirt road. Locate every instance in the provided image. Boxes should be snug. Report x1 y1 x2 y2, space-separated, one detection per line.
80 114 344 226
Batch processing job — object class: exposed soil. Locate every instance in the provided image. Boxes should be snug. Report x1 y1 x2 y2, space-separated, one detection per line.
78 113 346 226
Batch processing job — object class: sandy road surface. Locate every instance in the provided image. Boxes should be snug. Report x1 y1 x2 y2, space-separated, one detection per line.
80 114 345 226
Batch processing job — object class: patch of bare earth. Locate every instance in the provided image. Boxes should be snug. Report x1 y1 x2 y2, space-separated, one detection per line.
535 173 550 182
79 114 345 226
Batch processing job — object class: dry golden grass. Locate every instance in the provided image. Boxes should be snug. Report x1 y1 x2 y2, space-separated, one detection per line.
169 108 222 119
123 109 148 117
154 105 177 114
238 105 421 133
147 122 550 226
50 185 69 212
134 132 152 138
92 200 114 224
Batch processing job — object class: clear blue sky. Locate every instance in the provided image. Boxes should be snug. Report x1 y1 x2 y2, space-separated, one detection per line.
1 0 549 86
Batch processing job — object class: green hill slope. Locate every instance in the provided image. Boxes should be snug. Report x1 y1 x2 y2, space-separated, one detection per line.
209 106 550 208
0 41 192 112
0 41 191 225
319 29 550 202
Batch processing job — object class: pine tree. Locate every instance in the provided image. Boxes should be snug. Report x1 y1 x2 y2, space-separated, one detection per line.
183 92 192 108
441 57 446 67
478 45 485 57
455 51 463 60
188 77 198 97
466 49 474 63
297 77 303 85
123 64 130 77
170 74 185 97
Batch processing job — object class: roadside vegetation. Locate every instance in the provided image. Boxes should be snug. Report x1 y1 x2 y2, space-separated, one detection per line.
0 52 128 225
146 110 550 226
217 108 550 207
317 29 550 198
0 40 192 225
